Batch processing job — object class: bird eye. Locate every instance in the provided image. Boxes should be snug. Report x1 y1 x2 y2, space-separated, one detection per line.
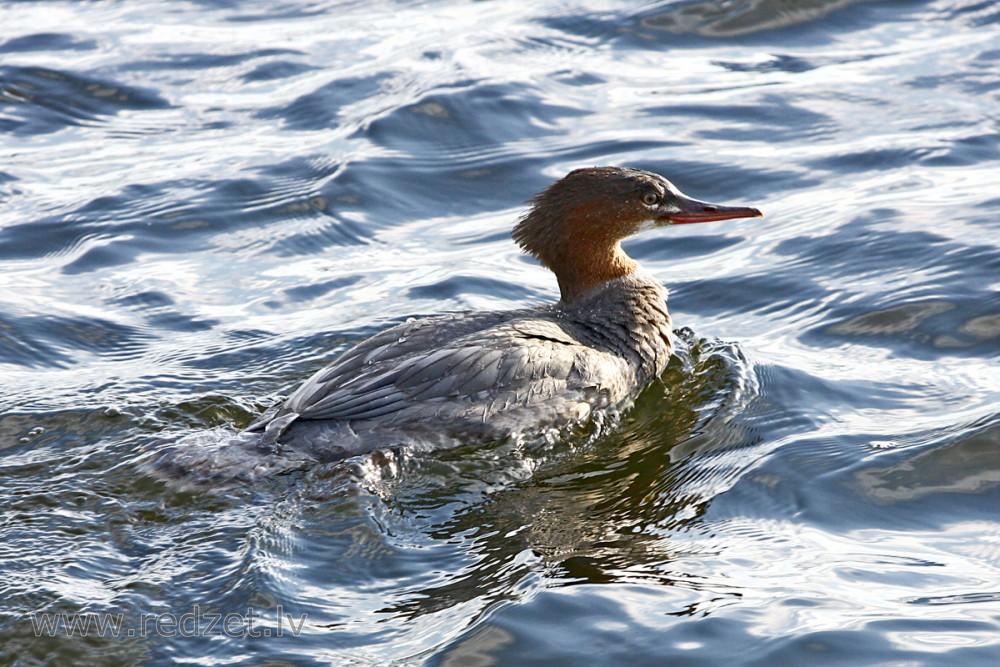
642 192 659 206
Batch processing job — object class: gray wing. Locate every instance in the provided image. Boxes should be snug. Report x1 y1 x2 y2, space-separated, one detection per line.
246 311 511 432
292 320 598 421
301 310 517 390
250 314 626 440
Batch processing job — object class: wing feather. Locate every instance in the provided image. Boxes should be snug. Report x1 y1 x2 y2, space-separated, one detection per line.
261 312 627 431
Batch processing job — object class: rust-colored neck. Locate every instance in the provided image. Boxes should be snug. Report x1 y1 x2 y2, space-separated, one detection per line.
513 201 639 304
552 242 637 303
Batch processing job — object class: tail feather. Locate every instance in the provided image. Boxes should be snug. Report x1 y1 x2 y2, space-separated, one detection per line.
141 428 321 488
140 418 388 488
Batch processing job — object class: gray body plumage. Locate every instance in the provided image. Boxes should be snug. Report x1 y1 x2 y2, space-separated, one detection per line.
149 272 672 486
247 270 672 457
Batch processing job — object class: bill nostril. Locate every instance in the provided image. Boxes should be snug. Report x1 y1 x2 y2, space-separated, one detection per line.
703 205 718 212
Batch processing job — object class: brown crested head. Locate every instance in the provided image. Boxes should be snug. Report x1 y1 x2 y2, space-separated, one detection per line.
512 166 762 303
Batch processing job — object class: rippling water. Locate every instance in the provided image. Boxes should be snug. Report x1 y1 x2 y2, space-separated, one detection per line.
1 0 998 664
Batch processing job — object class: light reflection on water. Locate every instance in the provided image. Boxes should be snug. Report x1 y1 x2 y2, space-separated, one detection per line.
1 0 999 664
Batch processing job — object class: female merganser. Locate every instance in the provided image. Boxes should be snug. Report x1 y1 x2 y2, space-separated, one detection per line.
155 167 761 482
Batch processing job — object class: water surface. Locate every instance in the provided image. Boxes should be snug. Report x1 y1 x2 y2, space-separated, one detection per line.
1 0 999 665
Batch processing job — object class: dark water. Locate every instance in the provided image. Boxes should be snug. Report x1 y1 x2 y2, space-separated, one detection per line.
1 0 999 664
